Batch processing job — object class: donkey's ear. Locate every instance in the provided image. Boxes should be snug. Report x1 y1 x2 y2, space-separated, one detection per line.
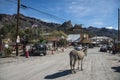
81 47 85 51
81 47 84 50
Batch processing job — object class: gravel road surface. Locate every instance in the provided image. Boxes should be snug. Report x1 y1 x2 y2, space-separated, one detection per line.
0 47 120 80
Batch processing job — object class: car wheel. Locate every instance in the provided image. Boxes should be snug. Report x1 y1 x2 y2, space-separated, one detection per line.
43 53 46 56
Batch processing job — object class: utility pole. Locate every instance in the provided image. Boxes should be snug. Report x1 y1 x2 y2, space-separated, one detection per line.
118 8 120 42
96 35 97 46
16 0 20 56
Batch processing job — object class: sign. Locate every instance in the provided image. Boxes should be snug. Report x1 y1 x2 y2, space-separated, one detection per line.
16 35 20 43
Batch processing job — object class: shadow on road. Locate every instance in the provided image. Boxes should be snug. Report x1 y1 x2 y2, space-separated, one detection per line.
108 58 119 61
111 66 120 73
44 69 71 79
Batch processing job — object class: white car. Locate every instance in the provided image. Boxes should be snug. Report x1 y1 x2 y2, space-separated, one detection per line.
74 45 82 51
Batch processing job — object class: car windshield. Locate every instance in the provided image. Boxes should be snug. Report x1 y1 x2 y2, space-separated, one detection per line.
101 45 107 48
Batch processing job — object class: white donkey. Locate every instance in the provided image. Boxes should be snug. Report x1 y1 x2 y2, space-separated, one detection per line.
69 47 87 73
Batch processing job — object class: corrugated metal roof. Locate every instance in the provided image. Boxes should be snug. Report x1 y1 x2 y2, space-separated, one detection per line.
67 34 80 42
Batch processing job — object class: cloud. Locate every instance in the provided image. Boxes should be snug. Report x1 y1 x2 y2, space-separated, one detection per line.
93 22 103 25
40 18 61 23
86 21 104 27
67 5 91 17
106 26 113 29
71 1 76 4
65 0 117 18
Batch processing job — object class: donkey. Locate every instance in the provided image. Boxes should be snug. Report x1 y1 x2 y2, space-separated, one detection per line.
69 47 87 73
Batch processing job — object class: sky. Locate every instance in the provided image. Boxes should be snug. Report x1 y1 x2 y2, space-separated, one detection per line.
0 0 120 30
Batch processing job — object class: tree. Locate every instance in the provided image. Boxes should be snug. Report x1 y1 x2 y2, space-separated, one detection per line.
50 30 67 38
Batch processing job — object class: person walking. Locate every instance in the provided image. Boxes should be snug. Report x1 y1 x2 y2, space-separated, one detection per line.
112 46 116 55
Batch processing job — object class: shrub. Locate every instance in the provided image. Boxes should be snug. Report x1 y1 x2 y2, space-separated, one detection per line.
3 47 13 57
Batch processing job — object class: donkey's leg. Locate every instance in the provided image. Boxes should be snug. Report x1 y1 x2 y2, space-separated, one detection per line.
70 55 74 73
73 57 77 73
77 60 80 70
70 57 73 70
81 59 83 71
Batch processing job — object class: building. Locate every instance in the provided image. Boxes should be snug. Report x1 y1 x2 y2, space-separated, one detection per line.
80 33 91 44
90 36 113 45
67 33 91 46
67 34 80 42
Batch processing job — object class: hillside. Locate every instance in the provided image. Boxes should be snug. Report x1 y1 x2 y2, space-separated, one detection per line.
87 26 117 38
0 14 118 38
0 14 60 30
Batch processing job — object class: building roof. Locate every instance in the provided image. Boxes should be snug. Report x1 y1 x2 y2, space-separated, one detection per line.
67 34 80 42
91 36 113 41
47 37 60 41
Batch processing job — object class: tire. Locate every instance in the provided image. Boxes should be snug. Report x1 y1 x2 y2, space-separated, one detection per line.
43 52 46 56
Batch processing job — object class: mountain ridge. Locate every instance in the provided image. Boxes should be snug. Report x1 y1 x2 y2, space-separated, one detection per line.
0 14 117 38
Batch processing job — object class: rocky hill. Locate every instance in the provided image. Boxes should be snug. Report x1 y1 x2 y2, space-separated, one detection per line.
0 14 60 30
0 14 118 38
87 26 117 38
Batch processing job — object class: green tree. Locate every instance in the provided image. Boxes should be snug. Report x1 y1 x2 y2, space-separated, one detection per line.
50 30 67 38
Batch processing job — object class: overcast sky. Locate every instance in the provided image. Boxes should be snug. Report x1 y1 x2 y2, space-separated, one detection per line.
0 0 120 29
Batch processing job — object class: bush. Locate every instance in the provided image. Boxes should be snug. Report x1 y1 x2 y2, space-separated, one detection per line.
3 47 13 57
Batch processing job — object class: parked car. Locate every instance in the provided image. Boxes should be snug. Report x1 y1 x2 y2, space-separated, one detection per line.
74 45 82 51
88 44 94 48
100 45 107 52
29 43 47 56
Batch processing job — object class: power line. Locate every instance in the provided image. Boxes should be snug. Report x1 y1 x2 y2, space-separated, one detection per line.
20 4 66 21
5 0 67 22
106 23 116 27
6 0 17 4
102 22 117 29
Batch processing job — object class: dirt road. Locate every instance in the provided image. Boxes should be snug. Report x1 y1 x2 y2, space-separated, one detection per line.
0 47 120 80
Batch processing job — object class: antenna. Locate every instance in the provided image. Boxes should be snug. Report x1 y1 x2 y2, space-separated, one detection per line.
118 8 120 41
